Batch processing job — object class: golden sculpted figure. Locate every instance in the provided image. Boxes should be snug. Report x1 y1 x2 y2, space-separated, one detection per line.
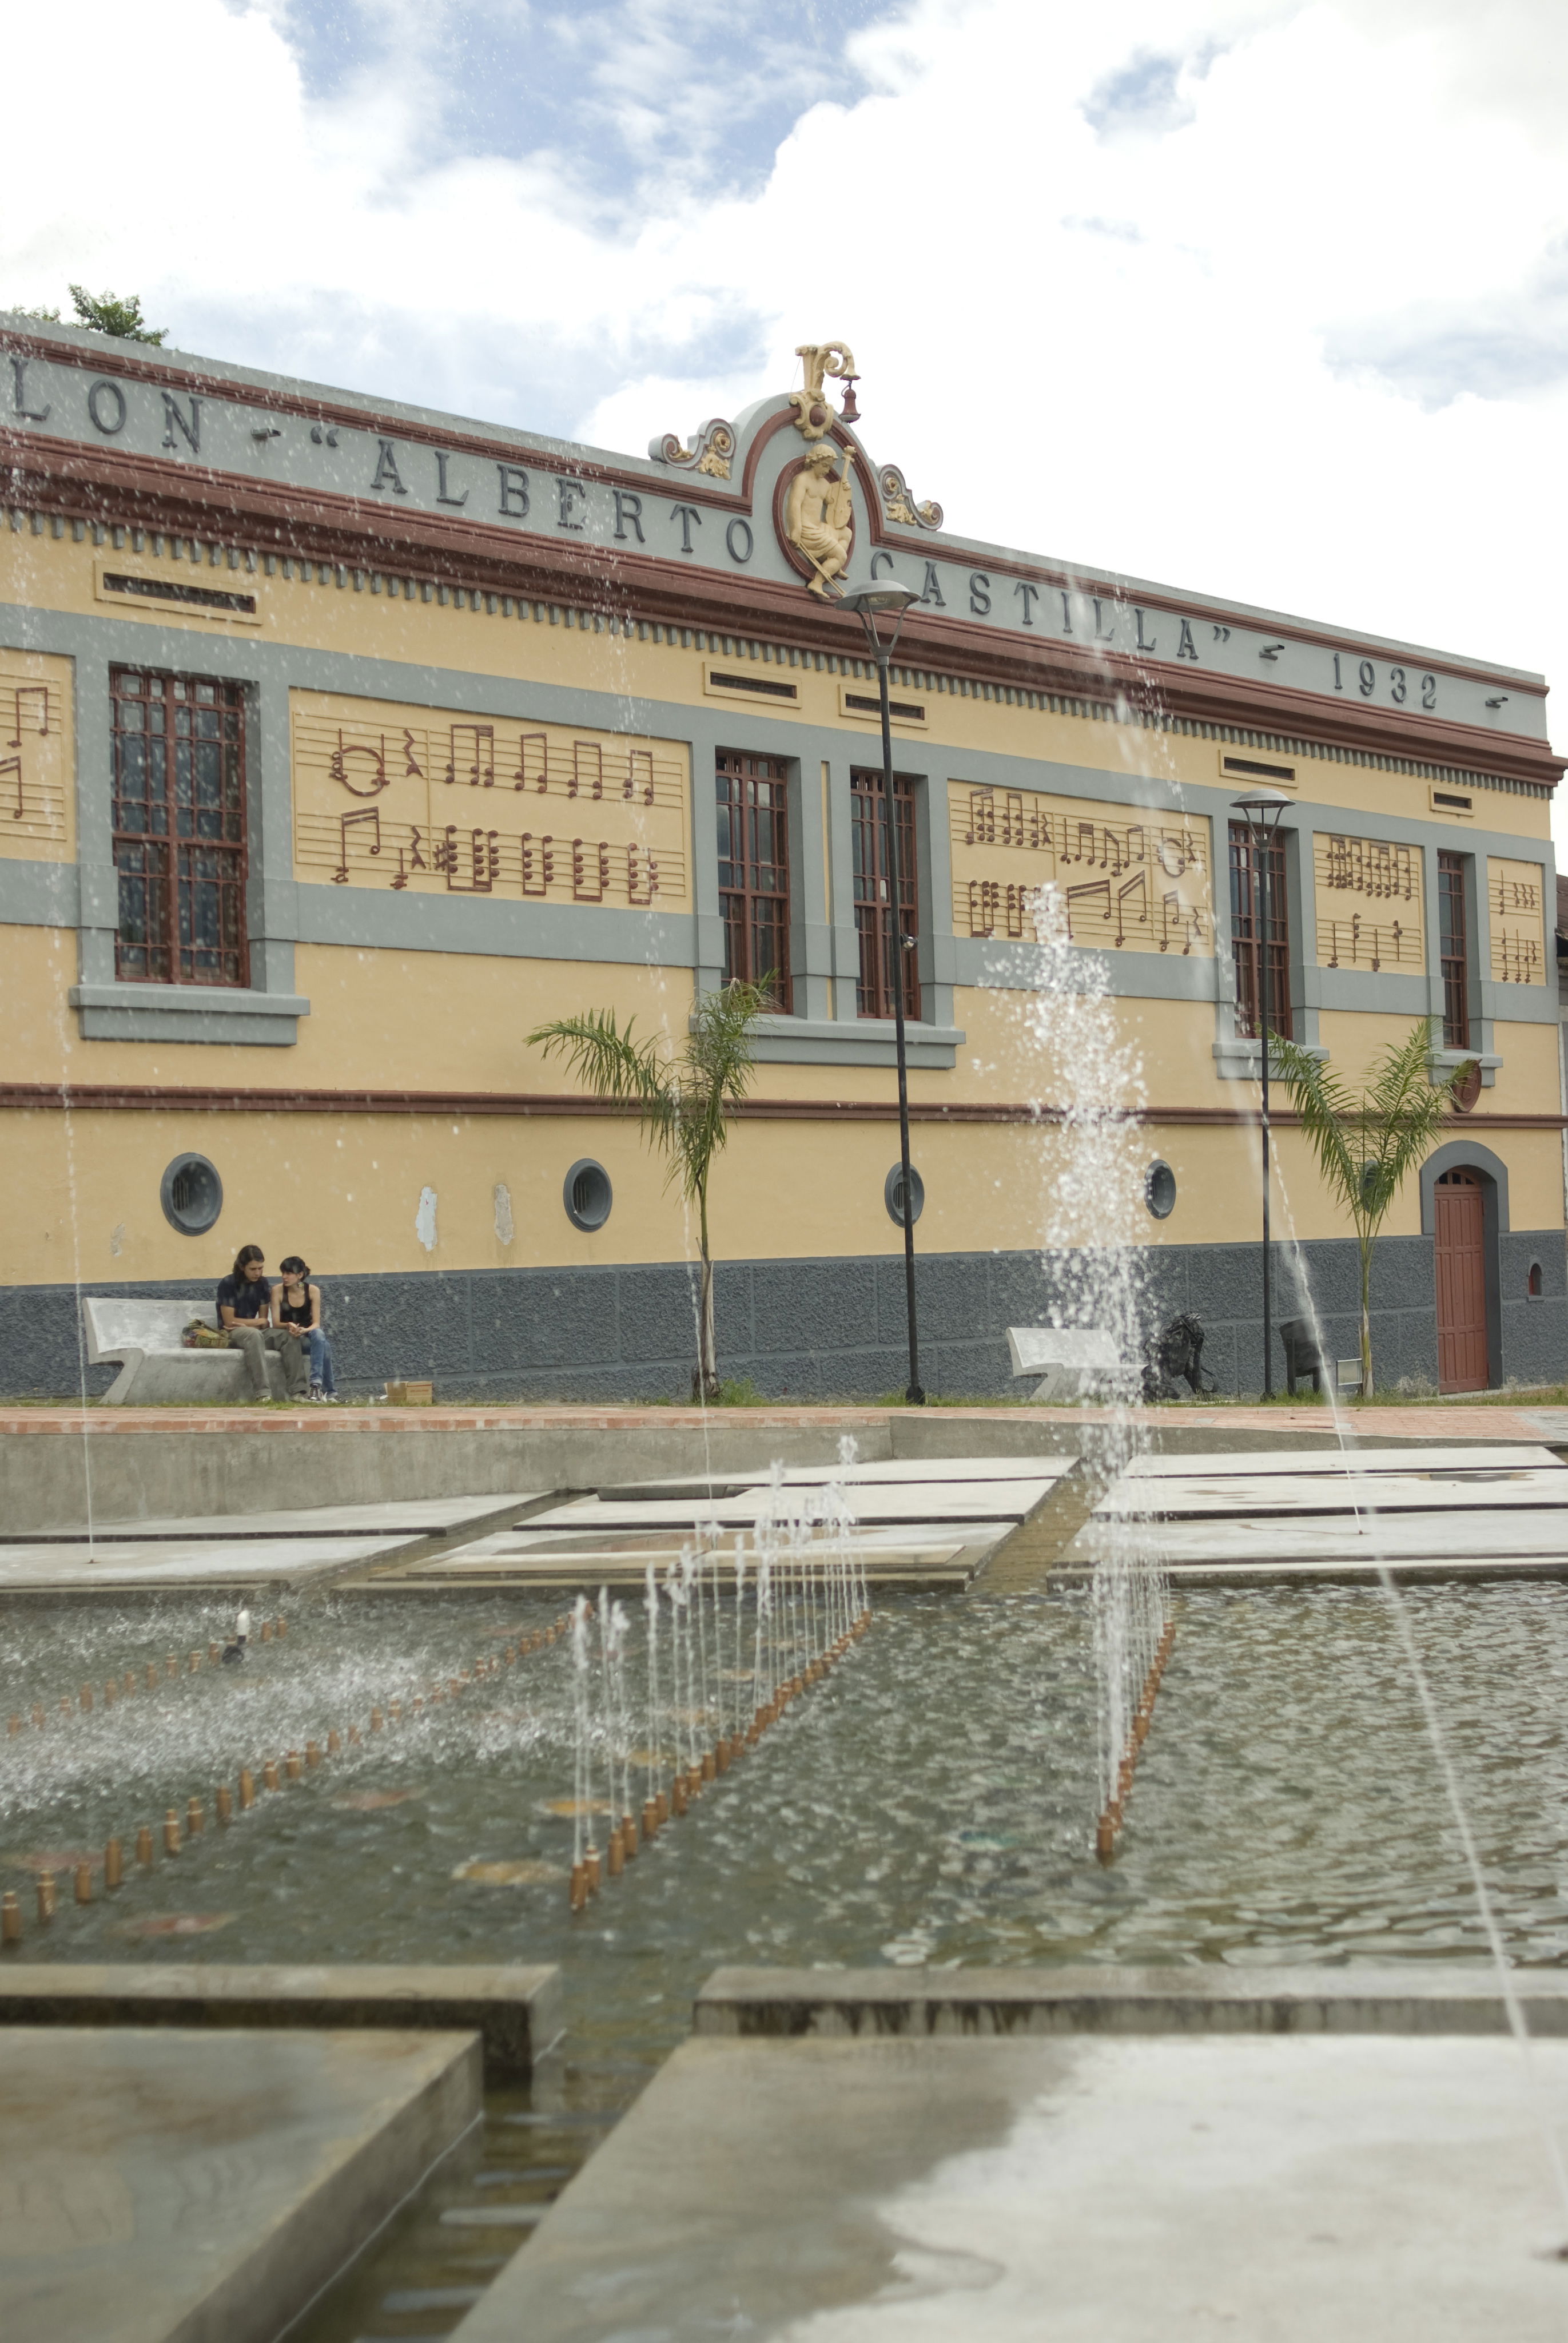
789 341 857 440
785 443 854 598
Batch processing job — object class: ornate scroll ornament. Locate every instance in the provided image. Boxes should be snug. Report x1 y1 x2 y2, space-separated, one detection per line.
647 418 736 480
783 442 854 598
790 341 858 439
879 463 944 531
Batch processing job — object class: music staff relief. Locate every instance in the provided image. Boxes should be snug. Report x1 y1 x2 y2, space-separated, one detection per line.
0 655 71 856
292 693 689 907
1314 833 1424 973
952 785 1212 954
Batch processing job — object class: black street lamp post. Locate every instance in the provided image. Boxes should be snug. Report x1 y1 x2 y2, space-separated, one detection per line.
839 576 924 1405
1231 788 1293 1400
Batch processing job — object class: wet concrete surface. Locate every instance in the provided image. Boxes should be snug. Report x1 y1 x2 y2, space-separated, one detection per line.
0 2023 479 2343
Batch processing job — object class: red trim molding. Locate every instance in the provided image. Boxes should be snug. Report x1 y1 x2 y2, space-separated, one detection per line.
1 1082 1561 1132
2 341 1559 790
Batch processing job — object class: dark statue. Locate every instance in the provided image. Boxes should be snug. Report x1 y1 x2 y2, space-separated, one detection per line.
1141 1313 1218 1401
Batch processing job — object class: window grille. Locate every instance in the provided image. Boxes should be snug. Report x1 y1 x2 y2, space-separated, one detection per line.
1438 851 1471 1049
1228 821 1292 1041
851 768 920 1021
716 750 791 1010
111 667 248 986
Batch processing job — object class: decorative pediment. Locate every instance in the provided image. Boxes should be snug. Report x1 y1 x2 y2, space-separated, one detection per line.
788 341 858 439
878 462 943 533
647 417 735 479
648 343 946 599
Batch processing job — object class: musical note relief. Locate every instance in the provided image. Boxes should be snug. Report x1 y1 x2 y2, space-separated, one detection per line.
514 732 547 792
1489 856 1547 984
571 742 603 801
332 807 382 881
521 833 555 897
0 664 68 849
329 730 389 797
7 685 48 747
292 690 691 910
1064 877 1112 938
1498 932 1542 983
444 724 495 788
952 783 1212 956
1314 832 1424 971
434 825 502 892
626 749 654 805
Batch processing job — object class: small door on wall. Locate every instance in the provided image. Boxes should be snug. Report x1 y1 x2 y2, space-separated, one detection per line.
1434 1169 1490 1393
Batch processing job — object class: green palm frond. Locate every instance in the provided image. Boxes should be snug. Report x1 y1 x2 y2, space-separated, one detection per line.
1269 1037 1362 1220
527 982 773 1400
526 982 770 1212
1275 1022 1462 1236
528 1009 664 1102
1272 1019 1475 1397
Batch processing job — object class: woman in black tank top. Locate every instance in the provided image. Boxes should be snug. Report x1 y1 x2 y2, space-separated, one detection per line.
273 1256 337 1400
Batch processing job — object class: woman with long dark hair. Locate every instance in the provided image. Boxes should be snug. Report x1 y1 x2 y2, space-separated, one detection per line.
274 1256 337 1401
215 1245 307 1401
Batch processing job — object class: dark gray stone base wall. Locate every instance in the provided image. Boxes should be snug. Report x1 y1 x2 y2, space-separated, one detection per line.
5 1234 1563 1403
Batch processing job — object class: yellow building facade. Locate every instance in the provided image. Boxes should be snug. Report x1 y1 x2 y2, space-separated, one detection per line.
1 323 1562 1396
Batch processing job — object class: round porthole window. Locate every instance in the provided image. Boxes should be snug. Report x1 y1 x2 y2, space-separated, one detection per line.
884 1163 925 1228
160 1153 224 1236
1144 1159 1177 1220
563 1158 613 1232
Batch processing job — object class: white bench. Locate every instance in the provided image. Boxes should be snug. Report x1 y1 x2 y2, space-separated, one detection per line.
1006 1326 1130 1404
82 1298 287 1404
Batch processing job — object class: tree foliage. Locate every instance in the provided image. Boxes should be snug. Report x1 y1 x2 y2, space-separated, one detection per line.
67 287 166 344
11 288 166 344
1271 1019 1471 1395
527 980 773 1399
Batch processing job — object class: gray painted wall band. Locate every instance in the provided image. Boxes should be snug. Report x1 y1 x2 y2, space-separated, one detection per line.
0 858 78 925
2 330 1547 749
0 599 1555 1040
3 1231 1560 1403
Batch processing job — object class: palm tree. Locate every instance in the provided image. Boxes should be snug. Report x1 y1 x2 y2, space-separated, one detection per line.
527 980 773 1401
1271 1019 1473 1397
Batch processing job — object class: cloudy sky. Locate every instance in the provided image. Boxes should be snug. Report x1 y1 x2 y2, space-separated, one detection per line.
8 0 1567 826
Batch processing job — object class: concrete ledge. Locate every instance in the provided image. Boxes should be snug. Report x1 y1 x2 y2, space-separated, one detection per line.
694 1962 1568 2038
1056 1558 1568 1587
0 1961 562 2076
448 2025 1568 2342
2 1408 1546 1536
5 2026 477 2343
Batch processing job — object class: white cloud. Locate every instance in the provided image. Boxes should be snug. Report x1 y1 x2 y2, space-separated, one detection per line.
5 0 1568 840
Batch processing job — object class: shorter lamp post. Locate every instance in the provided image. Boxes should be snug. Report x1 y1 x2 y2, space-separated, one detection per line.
838 575 924 1405
1231 787 1293 1399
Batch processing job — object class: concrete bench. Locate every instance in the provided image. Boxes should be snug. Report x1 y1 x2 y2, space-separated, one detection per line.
82 1298 287 1404
1007 1326 1129 1403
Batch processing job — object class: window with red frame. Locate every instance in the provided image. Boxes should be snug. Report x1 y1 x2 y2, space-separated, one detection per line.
716 750 791 1008
1438 850 1471 1050
851 768 920 1020
111 668 248 986
1228 820 1292 1041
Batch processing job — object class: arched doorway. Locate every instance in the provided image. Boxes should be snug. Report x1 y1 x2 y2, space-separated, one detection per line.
1434 1168 1489 1392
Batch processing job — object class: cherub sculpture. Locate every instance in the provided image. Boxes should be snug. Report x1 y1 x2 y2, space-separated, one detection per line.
785 443 854 598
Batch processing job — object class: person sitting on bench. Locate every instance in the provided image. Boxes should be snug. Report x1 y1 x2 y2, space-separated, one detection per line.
274 1255 337 1402
216 1244 307 1401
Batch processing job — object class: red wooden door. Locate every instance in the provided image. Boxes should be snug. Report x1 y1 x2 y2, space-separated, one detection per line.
1435 1170 1489 1392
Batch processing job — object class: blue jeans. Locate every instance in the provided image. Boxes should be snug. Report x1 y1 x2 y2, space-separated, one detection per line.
307 1328 336 1394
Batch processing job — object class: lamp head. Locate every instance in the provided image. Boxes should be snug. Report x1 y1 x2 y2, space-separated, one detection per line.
1231 787 1292 831
838 578 921 618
